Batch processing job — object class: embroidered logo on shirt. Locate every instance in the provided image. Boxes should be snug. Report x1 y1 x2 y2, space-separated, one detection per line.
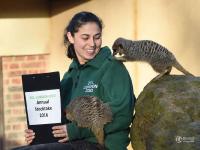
83 81 98 93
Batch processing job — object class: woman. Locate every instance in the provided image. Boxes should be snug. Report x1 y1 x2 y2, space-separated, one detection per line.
20 11 135 150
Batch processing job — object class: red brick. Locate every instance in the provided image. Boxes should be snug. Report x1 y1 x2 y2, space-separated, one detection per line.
2 57 13 62
3 64 8 70
8 86 23 92
21 62 43 68
3 79 10 85
38 55 45 60
12 109 24 115
8 70 27 77
7 132 20 139
26 55 36 61
12 93 23 100
13 124 22 130
8 101 24 107
9 63 19 69
28 70 39 74
15 56 25 61
11 78 22 85
38 69 47 73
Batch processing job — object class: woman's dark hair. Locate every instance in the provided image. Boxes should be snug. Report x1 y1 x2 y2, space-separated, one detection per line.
64 11 103 59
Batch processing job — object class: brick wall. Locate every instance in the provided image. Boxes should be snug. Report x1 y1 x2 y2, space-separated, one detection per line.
0 54 49 150
0 58 3 149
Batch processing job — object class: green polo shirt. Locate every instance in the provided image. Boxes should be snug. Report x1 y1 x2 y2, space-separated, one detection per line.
60 46 135 150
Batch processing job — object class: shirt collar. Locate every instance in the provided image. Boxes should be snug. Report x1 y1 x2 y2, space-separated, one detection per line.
69 46 111 70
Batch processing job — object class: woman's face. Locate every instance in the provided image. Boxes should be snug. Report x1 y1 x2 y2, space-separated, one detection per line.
67 22 102 64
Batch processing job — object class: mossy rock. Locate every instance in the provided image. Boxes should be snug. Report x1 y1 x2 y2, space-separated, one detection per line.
130 75 200 150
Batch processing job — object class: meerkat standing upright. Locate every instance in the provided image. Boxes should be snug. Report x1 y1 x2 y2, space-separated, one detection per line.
112 37 194 81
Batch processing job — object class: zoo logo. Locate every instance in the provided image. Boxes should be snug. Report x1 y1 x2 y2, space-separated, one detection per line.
83 81 98 93
175 136 182 143
175 136 195 143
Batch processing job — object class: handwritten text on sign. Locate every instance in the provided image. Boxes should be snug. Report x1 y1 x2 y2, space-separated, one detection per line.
25 89 61 125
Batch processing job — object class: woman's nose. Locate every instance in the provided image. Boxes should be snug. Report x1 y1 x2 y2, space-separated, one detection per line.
88 38 95 47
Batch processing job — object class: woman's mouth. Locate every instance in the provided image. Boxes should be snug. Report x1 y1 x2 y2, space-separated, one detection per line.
87 49 95 54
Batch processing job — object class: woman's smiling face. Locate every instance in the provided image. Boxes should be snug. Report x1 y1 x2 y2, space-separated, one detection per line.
67 22 102 64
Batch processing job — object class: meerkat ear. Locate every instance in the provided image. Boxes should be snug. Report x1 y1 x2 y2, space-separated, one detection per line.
114 38 124 49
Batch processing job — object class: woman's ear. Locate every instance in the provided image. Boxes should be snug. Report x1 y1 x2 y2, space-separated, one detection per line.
67 32 74 44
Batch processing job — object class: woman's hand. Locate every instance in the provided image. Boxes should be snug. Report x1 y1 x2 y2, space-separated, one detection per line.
52 124 69 143
24 129 35 145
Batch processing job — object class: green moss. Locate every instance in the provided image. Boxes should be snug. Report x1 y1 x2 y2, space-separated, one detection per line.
173 98 200 121
130 76 200 150
131 90 165 149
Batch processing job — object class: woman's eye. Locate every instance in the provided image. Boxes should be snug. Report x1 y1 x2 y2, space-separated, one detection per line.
95 36 101 40
82 37 89 40
94 35 101 40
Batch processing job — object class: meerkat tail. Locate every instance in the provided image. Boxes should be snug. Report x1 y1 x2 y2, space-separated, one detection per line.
92 126 104 146
173 60 194 76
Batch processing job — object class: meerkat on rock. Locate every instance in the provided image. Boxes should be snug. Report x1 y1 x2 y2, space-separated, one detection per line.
112 37 194 81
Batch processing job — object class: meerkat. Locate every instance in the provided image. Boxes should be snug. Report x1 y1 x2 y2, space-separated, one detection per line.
65 96 112 146
112 37 194 80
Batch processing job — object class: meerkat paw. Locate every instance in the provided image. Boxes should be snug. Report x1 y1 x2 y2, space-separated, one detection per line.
114 56 127 62
152 75 162 82
152 67 172 82
152 71 167 82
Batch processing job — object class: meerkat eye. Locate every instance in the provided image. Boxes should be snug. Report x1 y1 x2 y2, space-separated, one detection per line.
112 49 118 56
119 44 123 49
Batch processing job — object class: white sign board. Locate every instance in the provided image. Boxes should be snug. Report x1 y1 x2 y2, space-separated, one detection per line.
25 89 61 125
